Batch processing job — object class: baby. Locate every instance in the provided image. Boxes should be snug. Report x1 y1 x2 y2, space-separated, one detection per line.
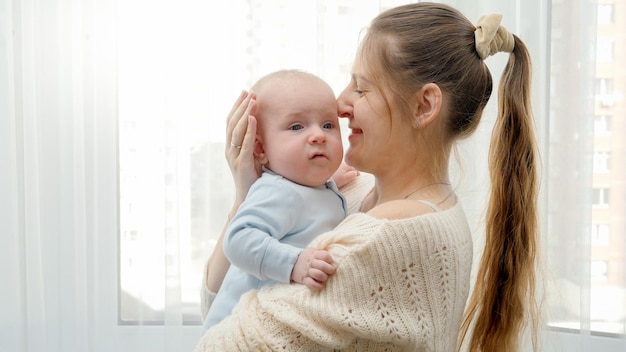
203 69 353 331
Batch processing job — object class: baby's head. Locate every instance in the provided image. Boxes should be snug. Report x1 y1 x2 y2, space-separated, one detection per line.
252 70 343 187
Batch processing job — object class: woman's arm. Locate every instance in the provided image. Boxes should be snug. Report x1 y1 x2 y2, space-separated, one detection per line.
201 90 261 317
204 208 238 293
199 207 237 319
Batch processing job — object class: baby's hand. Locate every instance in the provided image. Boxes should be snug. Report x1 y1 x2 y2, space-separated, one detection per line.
332 162 360 188
291 248 336 291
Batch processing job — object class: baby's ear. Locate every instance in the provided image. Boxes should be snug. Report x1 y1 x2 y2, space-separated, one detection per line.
253 137 268 164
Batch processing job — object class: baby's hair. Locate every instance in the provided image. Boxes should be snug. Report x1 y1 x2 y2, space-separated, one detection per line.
251 69 326 93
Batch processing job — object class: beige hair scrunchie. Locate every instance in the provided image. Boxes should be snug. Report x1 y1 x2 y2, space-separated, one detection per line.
474 13 515 59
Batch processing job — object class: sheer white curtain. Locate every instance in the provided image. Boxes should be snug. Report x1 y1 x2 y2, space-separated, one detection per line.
0 0 124 350
2 0 625 351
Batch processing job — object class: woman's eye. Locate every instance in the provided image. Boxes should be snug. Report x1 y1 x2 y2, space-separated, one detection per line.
289 124 303 131
354 88 365 96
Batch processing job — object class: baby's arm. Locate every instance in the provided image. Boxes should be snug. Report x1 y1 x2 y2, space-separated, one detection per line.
223 182 321 284
225 180 339 290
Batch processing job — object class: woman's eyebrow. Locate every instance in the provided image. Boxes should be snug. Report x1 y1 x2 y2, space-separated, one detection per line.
351 73 372 86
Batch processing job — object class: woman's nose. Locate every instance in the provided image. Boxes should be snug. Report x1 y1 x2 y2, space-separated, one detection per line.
337 89 353 119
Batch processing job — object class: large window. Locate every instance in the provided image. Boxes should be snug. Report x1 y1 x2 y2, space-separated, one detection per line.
545 1 626 345
116 0 394 325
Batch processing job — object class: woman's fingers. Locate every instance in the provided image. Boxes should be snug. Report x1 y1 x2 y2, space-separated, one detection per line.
240 115 257 155
227 100 261 204
231 101 254 149
226 90 249 131
226 90 253 148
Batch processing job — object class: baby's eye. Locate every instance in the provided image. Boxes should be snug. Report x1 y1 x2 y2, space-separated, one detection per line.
323 122 335 129
289 124 303 131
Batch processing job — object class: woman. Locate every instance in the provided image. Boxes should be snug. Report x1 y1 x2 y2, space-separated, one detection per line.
197 2 540 351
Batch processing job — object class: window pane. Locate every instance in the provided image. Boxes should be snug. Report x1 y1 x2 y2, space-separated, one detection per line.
594 115 612 135
598 4 614 25
591 223 610 246
116 0 244 324
594 151 611 173
596 39 614 63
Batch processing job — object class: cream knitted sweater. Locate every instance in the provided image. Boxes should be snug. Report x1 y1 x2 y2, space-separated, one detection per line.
195 174 473 351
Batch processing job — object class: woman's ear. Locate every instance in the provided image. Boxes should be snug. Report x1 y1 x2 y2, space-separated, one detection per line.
413 83 442 128
254 137 268 164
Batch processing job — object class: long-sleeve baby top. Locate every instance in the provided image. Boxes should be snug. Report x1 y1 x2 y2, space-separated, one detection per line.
202 168 347 330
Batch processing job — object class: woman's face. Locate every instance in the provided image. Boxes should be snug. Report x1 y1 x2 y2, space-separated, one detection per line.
337 53 410 175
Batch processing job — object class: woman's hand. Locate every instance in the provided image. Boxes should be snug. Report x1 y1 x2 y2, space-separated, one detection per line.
225 90 263 205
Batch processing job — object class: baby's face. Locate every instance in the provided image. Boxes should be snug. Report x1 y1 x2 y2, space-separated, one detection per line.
255 76 343 187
